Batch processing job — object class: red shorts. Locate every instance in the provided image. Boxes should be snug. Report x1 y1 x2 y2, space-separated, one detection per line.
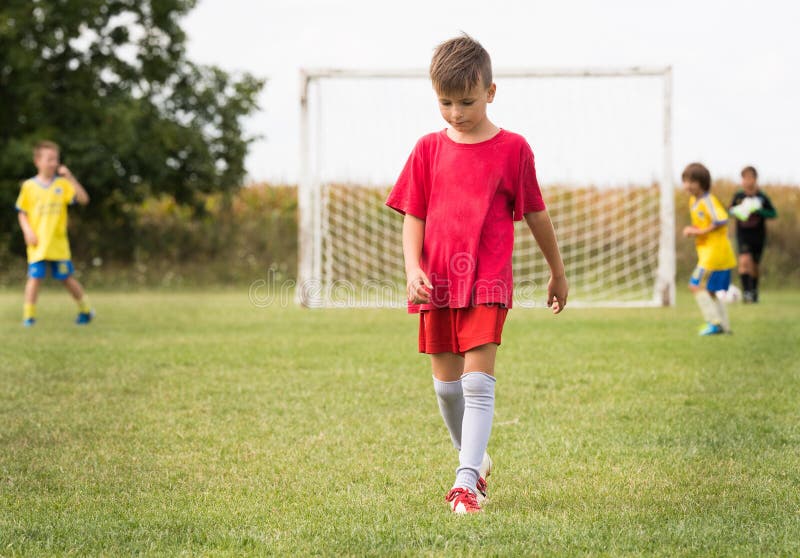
418 304 508 355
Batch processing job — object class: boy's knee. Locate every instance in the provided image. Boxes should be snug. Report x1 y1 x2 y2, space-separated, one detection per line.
461 371 496 394
434 380 463 403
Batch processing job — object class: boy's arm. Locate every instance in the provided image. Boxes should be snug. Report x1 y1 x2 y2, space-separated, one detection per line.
758 193 777 219
58 165 89 205
524 210 568 314
682 221 726 237
403 214 432 304
684 198 728 237
17 211 38 247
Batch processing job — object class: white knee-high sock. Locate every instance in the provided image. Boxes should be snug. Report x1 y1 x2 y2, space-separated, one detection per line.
694 290 721 325
713 296 730 332
454 371 496 493
433 377 465 450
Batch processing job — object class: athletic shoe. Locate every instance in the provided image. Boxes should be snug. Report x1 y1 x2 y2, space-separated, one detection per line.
75 310 94 325
698 323 724 336
23 318 35 327
476 452 493 504
445 487 482 514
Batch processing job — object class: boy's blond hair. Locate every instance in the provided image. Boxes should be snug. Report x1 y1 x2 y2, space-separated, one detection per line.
34 140 60 158
430 33 492 95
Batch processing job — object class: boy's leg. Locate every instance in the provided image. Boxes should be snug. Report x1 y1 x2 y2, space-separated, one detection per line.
62 276 91 313
692 287 720 322
751 248 761 302
738 252 755 302
710 290 731 333
23 277 41 323
453 343 497 494
690 268 720 325
751 270 759 302
62 275 84 300
707 269 732 333
431 353 466 450
61 268 93 324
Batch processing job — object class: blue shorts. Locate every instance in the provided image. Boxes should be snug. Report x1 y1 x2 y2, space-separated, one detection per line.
28 260 74 280
689 267 731 292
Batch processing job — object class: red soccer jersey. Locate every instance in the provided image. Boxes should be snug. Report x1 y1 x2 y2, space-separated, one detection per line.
386 128 545 313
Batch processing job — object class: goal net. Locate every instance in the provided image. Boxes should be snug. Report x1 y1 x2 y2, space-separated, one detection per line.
297 67 674 308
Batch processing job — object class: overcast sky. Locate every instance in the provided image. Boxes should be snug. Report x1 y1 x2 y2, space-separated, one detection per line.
183 0 800 185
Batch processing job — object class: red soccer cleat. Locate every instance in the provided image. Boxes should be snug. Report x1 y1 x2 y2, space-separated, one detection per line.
445 487 482 514
476 452 493 504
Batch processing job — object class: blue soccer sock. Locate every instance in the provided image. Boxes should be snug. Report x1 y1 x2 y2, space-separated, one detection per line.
454 371 496 494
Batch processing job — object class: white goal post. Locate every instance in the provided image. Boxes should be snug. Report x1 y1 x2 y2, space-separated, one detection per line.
297 66 674 308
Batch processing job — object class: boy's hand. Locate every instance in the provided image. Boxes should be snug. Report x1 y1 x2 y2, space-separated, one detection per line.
24 231 38 247
406 267 432 304
57 165 73 178
547 274 568 314
682 225 699 237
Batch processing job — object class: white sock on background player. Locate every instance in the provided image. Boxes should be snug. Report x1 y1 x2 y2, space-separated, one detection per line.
713 296 731 332
694 290 721 325
454 371 496 493
433 376 465 450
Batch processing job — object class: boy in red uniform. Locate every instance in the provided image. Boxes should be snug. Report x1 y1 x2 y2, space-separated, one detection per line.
386 34 568 514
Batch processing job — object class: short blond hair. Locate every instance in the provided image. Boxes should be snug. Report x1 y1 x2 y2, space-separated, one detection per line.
430 33 492 95
34 140 60 158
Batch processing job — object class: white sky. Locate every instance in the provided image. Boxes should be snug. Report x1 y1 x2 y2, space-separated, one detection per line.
183 0 800 185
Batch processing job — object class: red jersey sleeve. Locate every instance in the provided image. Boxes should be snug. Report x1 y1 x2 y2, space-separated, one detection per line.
513 144 545 221
386 138 429 220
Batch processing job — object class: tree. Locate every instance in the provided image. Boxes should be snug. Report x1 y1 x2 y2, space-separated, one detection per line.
0 0 264 261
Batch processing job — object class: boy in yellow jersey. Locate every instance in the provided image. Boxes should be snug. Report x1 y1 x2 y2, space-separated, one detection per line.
681 162 736 335
15 141 93 326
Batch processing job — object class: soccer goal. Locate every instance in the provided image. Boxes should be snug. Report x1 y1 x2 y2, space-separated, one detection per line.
297 66 674 308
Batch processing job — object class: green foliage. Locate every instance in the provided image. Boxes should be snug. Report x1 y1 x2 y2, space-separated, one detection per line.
0 184 297 288
0 0 264 261
0 290 798 555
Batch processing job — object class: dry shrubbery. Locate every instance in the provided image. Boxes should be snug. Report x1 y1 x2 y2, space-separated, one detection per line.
1 181 797 288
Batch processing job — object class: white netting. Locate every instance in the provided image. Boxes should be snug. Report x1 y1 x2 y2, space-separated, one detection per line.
301 69 672 308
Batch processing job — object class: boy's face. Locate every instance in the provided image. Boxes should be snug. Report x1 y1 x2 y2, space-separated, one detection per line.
741 172 757 194
436 76 496 135
682 179 703 197
34 147 60 177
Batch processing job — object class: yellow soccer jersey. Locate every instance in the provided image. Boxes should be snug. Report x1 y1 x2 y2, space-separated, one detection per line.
689 193 736 271
15 177 76 263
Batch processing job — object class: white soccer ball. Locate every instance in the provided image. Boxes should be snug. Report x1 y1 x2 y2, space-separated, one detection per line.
716 285 743 304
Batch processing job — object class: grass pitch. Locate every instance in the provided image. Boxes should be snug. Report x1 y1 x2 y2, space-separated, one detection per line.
1 289 798 556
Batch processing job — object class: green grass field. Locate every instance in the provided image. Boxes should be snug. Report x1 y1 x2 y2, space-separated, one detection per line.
1 289 799 556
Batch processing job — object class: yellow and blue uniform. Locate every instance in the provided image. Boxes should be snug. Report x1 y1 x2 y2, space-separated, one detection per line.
689 193 736 291
15 176 76 279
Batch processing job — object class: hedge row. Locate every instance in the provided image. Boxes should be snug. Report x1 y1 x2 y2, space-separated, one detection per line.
1 181 797 289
